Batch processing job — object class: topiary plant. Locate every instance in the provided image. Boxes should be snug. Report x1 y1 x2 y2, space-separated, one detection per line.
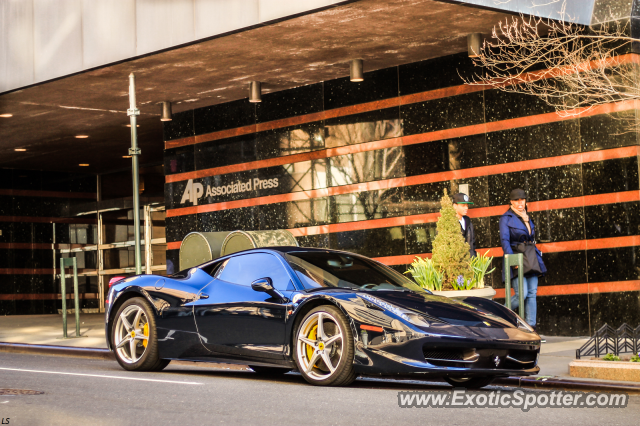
431 189 473 290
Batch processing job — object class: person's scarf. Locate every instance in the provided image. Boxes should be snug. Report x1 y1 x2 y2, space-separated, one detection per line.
511 206 531 235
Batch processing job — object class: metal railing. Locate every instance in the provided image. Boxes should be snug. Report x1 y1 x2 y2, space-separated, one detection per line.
503 253 525 319
576 323 640 359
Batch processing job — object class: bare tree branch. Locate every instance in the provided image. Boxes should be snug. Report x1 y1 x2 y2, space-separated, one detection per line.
465 1 640 131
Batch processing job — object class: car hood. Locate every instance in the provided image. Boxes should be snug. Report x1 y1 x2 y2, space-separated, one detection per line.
367 290 514 328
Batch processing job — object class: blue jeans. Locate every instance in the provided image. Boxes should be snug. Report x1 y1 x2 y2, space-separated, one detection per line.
510 275 538 326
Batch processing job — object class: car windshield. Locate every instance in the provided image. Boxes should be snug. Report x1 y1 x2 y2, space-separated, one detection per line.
285 251 427 293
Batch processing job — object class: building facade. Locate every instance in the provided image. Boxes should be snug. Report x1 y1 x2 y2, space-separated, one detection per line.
164 52 640 336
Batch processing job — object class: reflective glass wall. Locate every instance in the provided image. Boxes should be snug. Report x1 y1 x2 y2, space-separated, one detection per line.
164 52 640 336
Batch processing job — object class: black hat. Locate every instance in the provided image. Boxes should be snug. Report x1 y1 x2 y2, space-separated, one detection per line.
509 188 527 200
452 193 473 204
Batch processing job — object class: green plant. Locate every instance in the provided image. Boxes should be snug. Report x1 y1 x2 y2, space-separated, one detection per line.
431 189 472 290
451 275 475 291
631 354 640 362
405 256 443 291
603 353 621 361
470 251 496 289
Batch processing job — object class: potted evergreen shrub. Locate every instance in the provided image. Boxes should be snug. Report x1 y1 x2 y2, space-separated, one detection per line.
405 189 496 300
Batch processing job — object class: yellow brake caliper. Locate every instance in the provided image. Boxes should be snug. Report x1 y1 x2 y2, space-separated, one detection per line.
305 325 318 367
142 323 149 348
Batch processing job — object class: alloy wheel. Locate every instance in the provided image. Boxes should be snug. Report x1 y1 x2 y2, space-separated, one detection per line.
114 304 150 364
296 311 344 381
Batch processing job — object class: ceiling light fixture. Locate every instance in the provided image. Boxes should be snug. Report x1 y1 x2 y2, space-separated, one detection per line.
350 59 364 82
249 81 262 103
0 114 12 118
467 33 482 58
14 148 26 151
75 135 89 139
123 155 132 158
126 124 139 127
160 101 173 121
79 164 89 166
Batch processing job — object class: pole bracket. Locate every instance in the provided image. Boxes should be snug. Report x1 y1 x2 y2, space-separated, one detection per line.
128 147 141 155
127 108 140 116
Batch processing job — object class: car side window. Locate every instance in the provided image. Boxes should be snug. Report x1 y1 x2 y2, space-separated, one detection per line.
215 253 292 291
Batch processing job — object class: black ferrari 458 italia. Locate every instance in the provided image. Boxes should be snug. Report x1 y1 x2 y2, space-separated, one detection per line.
105 247 540 387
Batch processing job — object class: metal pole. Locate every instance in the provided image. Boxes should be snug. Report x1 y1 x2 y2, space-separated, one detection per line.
60 258 67 338
144 205 152 275
127 73 142 275
73 257 80 337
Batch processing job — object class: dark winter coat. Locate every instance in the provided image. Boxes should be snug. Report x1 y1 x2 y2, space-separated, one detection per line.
460 216 477 258
499 208 547 282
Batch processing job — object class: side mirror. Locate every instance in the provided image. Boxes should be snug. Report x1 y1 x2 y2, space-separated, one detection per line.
251 277 274 293
251 278 288 302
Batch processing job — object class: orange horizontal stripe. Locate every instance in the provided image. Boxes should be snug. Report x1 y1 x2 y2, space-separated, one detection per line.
165 192 640 251
0 293 98 300
0 243 98 250
0 243 53 250
0 216 98 224
167 241 181 250
494 281 640 298
166 145 638 218
165 99 637 184
165 53 639 151
0 189 96 199
165 85 487 150
0 268 56 275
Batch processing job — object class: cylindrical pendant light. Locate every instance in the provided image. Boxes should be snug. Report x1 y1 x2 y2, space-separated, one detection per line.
160 101 173 121
249 81 262 103
350 59 364 82
467 33 482 58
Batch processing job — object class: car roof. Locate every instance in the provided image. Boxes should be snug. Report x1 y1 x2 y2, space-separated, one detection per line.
197 246 362 269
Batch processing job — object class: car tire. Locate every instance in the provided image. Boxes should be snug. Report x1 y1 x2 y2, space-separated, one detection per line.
249 366 292 375
444 376 495 389
293 305 357 386
112 297 169 372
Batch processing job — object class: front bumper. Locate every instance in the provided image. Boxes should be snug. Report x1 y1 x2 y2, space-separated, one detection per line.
352 324 540 378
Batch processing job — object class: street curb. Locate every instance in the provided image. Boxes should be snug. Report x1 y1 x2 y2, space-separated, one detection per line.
0 342 115 361
494 376 640 394
3 342 640 392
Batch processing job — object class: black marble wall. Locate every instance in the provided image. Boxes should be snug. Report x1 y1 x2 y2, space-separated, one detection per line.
164 52 640 336
0 168 98 315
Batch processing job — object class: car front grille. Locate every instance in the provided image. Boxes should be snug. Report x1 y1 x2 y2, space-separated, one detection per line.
423 348 464 361
422 345 538 369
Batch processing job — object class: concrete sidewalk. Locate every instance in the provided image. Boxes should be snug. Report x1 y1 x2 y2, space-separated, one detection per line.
1 313 639 390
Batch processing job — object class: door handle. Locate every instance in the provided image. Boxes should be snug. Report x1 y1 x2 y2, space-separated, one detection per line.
198 293 209 300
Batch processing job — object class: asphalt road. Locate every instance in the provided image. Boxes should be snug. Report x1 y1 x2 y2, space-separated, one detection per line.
0 353 638 426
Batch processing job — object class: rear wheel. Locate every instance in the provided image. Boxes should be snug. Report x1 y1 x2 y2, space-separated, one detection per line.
112 297 169 372
249 366 291 375
444 376 495 389
294 305 356 386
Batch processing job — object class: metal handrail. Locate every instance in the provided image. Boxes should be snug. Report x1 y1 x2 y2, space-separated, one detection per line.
503 253 525 319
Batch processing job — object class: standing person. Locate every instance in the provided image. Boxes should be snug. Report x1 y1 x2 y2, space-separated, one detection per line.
499 188 546 332
452 193 477 257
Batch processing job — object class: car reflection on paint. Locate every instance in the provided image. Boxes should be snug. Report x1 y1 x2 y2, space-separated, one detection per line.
105 247 541 387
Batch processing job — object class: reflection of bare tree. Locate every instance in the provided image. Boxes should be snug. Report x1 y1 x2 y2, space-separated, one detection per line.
279 128 329 227
466 2 639 131
327 119 403 221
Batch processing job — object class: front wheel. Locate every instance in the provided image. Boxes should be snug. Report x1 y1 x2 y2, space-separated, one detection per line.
444 376 495 389
112 297 169 372
294 305 356 386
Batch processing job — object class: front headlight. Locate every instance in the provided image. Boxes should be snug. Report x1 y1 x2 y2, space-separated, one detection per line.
516 316 535 332
358 293 429 327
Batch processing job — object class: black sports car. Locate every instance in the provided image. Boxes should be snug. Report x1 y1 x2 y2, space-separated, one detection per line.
105 247 540 387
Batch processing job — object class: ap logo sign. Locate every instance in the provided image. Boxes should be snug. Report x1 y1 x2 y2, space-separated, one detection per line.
180 179 204 205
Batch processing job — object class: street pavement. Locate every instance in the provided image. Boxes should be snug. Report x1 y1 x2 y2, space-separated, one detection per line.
0 352 638 426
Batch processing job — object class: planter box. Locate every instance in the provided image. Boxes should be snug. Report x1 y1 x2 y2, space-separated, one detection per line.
431 286 496 300
570 359 640 382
